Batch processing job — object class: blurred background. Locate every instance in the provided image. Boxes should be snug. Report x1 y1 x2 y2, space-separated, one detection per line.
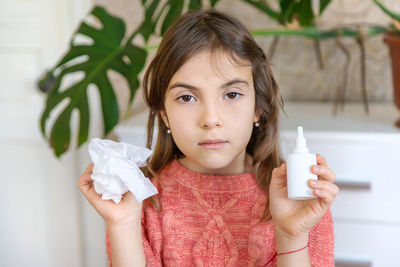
1 0 399 266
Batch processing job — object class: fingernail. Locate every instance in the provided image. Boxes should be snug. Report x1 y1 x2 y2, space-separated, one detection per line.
311 180 317 186
313 166 319 172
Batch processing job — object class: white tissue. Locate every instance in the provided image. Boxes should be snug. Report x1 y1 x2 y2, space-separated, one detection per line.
88 138 158 204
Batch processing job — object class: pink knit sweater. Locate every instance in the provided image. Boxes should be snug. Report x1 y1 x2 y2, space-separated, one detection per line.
107 158 334 266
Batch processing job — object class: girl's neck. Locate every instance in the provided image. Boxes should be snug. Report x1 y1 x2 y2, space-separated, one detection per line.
167 157 257 193
178 152 254 176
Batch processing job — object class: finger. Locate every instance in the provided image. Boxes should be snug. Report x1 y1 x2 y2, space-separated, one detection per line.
77 164 95 193
309 180 339 209
83 163 94 175
77 175 106 209
310 164 336 182
313 187 336 208
309 179 340 198
270 163 287 189
316 154 328 166
272 162 287 179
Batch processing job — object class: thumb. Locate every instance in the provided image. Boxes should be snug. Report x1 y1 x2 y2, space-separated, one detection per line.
271 162 287 187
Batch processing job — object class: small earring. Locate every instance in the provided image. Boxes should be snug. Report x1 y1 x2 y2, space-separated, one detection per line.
254 122 260 127
167 128 171 134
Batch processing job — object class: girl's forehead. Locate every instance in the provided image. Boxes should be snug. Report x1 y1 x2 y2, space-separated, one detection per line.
170 50 253 85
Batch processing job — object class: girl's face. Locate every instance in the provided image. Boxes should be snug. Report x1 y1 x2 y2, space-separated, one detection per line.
161 49 259 175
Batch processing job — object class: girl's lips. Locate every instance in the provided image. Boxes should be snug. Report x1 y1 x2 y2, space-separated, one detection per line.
198 140 227 149
199 139 226 144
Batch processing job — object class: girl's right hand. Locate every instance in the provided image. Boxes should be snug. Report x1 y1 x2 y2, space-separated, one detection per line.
77 163 143 226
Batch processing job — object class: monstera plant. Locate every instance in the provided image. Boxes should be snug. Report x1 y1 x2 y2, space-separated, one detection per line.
40 0 386 157
39 0 211 157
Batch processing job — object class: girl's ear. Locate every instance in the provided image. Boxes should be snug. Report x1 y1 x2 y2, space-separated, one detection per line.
159 110 170 128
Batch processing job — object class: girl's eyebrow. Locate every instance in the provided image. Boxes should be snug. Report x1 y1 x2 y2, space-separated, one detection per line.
168 78 249 91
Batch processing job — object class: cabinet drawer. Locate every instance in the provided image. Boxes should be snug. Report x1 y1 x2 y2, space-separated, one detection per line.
279 131 400 223
333 222 400 267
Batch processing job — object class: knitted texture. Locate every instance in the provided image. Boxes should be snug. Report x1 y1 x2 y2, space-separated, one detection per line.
106 159 334 266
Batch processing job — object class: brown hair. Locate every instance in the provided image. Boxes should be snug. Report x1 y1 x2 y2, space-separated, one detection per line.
141 9 284 222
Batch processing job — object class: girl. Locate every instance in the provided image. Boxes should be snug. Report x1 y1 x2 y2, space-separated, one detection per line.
78 9 339 267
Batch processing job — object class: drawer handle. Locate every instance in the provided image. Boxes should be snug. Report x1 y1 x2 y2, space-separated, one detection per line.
335 256 372 267
334 178 371 190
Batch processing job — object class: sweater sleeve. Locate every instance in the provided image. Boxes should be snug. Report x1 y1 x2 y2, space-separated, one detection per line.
106 180 163 267
308 209 335 266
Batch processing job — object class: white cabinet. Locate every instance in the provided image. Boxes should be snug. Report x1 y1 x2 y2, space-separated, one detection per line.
279 102 400 267
115 101 400 267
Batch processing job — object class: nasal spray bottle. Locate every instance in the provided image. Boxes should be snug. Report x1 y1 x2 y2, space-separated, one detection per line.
287 126 318 200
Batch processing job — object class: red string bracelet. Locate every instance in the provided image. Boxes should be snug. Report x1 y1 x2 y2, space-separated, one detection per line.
263 241 309 266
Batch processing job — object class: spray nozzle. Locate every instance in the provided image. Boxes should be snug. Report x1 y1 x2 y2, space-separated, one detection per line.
293 126 309 153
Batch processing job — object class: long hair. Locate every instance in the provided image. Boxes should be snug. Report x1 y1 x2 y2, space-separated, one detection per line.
141 9 284 222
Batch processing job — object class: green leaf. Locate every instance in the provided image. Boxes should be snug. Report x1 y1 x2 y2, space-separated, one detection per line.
280 0 297 24
373 0 400 22
319 0 331 15
135 0 162 42
250 25 386 39
40 6 148 157
78 91 89 146
296 0 315 26
50 105 73 156
133 0 220 46
96 73 119 135
243 0 281 23
161 0 185 36
122 43 147 103
189 0 202 10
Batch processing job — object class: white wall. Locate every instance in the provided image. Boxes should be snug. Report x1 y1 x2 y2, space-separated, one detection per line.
0 0 104 266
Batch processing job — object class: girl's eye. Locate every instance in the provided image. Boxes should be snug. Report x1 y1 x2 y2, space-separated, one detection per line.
176 92 242 102
225 92 242 100
177 95 195 103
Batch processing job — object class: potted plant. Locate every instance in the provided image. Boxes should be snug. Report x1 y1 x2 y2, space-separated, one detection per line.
373 0 400 127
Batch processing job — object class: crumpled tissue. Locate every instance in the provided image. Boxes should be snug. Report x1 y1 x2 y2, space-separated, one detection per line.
88 138 158 204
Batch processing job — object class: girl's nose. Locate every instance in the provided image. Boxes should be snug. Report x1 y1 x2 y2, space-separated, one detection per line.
199 103 224 129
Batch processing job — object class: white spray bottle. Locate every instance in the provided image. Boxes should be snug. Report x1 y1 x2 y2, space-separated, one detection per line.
287 126 318 200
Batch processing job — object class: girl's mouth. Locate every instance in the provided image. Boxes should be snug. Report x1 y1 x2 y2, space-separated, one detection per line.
198 139 227 149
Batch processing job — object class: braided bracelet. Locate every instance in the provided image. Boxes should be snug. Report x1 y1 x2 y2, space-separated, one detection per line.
263 241 309 266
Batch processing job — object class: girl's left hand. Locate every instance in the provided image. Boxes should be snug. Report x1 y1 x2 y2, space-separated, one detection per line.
269 154 339 239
